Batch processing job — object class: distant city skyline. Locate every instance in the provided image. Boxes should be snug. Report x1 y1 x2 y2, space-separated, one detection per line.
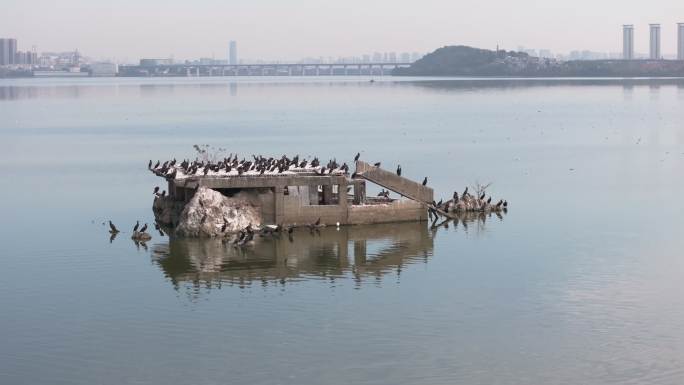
3 0 684 61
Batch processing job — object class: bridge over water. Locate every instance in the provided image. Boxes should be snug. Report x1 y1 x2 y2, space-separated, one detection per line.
118 62 412 77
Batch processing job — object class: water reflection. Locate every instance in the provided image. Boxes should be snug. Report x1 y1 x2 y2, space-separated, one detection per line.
3 77 684 101
150 210 505 294
151 222 433 291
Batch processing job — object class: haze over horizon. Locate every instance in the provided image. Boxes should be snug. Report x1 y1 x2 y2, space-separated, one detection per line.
3 0 684 61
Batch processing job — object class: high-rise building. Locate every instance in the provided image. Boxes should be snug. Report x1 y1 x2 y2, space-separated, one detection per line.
229 41 237 65
649 24 661 60
0 40 6 65
678 23 684 60
0 38 18 65
623 25 634 60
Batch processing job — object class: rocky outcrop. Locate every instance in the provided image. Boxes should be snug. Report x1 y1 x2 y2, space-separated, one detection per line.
174 187 261 237
131 231 152 241
153 195 185 227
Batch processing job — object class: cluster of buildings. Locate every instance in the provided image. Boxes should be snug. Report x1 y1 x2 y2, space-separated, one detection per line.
517 47 624 61
134 41 422 73
622 23 684 60
512 24 684 62
298 51 421 65
0 37 118 77
0 38 38 66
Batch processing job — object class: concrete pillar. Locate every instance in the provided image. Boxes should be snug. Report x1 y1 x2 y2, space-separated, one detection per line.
274 186 285 224
338 178 349 224
309 185 319 205
353 180 366 204
322 184 333 205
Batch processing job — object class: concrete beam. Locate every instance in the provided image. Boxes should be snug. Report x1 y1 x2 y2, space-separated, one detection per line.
355 161 433 203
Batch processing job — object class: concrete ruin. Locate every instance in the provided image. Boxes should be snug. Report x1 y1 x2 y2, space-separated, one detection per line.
153 161 432 235
151 158 507 237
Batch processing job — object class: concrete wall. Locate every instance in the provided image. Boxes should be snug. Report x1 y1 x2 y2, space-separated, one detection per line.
280 194 347 225
348 200 427 224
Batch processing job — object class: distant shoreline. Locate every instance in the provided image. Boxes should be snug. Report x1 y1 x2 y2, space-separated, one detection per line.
393 46 684 78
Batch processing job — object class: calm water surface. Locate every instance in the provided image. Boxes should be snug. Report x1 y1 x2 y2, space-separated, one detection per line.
1 77 684 385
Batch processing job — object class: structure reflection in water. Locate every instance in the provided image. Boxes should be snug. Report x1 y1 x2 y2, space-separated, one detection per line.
150 211 504 292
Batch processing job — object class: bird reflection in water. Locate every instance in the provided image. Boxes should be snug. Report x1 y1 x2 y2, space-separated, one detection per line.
134 239 149 251
149 210 505 295
431 209 507 235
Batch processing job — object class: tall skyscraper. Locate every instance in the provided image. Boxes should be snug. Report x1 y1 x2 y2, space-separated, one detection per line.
229 41 237 65
678 23 684 60
623 25 634 60
649 24 661 60
0 38 18 65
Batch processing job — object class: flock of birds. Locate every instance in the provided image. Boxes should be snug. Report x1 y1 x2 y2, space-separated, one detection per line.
427 186 508 223
107 219 165 243
148 152 434 203
106 214 330 247
148 153 354 180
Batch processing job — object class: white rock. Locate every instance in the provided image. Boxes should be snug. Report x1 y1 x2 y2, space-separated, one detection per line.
175 187 262 237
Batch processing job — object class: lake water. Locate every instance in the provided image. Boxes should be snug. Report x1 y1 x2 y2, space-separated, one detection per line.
1 76 684 385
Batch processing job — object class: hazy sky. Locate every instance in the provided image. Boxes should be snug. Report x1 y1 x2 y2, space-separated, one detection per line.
3 0 684 61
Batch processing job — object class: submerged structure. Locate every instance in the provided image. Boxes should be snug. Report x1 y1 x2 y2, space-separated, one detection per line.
150 154 506 237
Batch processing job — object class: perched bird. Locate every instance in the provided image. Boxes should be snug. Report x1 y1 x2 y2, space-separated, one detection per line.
374 162 381 167
108 221 120 234
479 192 486 200
486 197 492 204
308 217 321 231
153 186 159 195
133 221 140 232
351 172 358 179
462 187 468 197
139 223 148 233
422 177 428 186
503 200 508 208
453 191 459 202
396 165 402 176
354 152 360 162
148 160 152 169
